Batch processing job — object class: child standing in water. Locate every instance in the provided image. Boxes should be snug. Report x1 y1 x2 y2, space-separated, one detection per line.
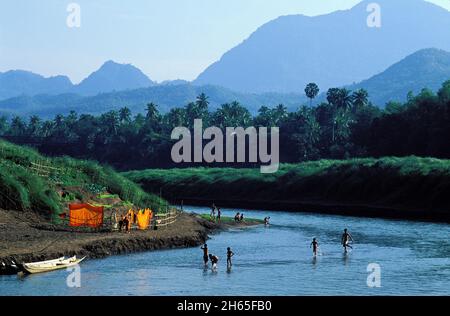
341 229 354 252
310 238 319 257
227 247 234 268
209 254 219 270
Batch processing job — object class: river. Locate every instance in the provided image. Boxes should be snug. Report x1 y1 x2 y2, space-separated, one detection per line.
1 206 449 296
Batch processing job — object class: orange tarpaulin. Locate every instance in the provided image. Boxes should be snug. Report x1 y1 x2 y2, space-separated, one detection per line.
136 209 153 230
69 204 104 228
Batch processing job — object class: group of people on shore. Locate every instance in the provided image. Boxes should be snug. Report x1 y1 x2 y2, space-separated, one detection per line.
310 229 354 256
201 244 234 270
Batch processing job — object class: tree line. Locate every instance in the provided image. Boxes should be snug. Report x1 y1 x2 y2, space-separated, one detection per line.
1 81 450 170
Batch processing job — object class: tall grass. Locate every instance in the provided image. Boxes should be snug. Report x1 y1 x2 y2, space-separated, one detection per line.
0 140 164 219
124 157 450 212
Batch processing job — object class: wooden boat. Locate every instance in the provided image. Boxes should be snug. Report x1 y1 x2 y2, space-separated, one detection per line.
22 256 85 274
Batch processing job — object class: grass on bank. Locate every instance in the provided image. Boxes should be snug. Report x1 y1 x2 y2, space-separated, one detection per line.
0 140 164 219
124 157 450 212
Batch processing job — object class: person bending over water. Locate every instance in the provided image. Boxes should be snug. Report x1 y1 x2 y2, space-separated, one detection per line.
209 254 219 270
264 217 271 226
341 229 354 252
310 238 319 257
227 247 234 268
201 244 209 266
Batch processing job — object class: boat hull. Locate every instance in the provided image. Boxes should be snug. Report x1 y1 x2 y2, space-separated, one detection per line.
22 256 85 274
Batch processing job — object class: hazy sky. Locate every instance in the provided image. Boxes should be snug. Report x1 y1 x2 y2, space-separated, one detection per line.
0 0 449 83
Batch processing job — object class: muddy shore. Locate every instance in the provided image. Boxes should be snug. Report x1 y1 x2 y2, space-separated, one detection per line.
0 209 261 265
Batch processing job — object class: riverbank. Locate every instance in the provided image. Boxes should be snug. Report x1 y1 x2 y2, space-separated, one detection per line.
0 209 262 265
180 198 450 223
124 157 450 224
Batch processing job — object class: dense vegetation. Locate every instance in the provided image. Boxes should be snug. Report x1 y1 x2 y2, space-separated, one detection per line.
1 80 450 170
0 140 164 219
125 157 450 216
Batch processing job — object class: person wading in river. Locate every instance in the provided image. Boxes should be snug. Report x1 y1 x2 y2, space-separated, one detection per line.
201 244 209 266
227 247 234 268
310 238 319 257
209 254 219 270
341 229 354 252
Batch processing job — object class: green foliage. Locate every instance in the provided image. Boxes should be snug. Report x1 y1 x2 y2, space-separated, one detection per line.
125 157 450 212
0 140 165 218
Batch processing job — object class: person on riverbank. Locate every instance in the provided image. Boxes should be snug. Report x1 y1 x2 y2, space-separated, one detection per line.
341 229 354 252
210 205 216 222
123 215 130 233
310 238 319 257
227 247 234 268
240 213 244 222
201 244 209 266
209 254 219 270
234 212 240 222
217 208 221 223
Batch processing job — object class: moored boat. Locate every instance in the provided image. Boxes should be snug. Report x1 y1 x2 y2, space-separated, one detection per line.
22 256 85 274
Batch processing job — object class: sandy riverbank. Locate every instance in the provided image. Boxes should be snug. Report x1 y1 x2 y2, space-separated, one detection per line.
0 209 261 265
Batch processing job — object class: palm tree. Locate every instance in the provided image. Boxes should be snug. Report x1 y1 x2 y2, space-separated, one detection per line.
196 93 210 109
326 88 341 107
146 103 160 122
305 83 320 106
337 88 353 111
352 89 369 109
119 107 132 123
28 115 42 137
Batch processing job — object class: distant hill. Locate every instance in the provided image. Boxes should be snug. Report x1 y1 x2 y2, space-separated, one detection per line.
0 71 73 100
194 0 450 93
0 84 305 118
73 60 155 95
349 48 450 106
0 61 155 100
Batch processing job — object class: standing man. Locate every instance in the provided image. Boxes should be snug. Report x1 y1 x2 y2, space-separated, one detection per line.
341 229 354 252
227 247 234 268
201 244 209 266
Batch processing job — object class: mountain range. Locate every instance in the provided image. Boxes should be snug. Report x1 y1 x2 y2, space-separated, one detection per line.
1 0 450 117
194 0 450 93
2 47 450 118
0 61 155 100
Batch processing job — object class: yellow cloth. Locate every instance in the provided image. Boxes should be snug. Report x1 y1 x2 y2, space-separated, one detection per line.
136 209 153 230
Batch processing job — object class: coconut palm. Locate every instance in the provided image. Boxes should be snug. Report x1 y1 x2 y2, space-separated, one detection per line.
305 83 320 106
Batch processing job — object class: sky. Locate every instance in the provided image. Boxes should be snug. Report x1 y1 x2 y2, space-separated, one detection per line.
0 0 449 83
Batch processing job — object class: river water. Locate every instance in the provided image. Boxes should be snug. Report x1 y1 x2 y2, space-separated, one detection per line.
1 206 449 296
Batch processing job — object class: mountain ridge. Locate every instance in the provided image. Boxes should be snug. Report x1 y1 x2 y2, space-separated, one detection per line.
194 0 450 93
